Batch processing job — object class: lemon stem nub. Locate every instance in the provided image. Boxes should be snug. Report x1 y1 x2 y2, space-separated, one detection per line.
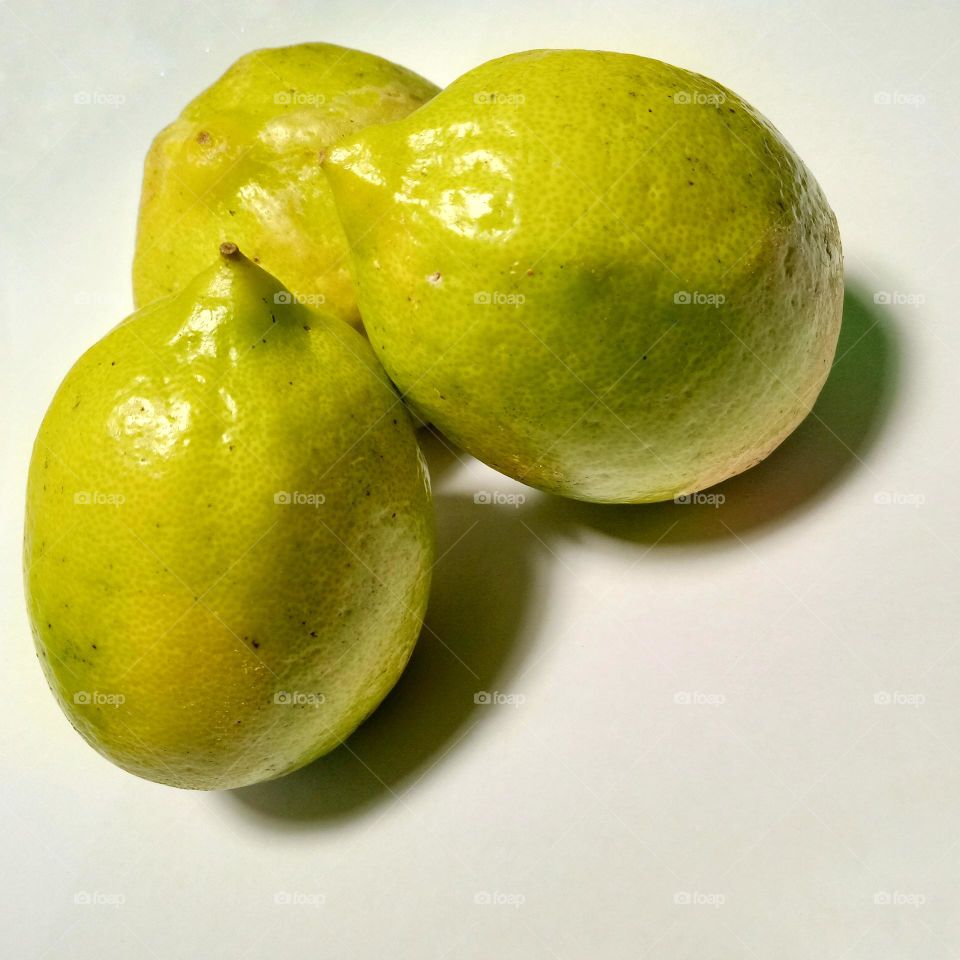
219 242 241 260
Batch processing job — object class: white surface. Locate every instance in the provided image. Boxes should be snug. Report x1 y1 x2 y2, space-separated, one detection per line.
2 1 959 956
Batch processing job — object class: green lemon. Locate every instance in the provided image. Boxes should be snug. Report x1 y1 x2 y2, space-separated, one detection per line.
323 49 843 502
133 43 439 328
24 245 434 789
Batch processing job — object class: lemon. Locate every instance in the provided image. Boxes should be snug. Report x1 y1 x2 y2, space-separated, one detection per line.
24 245 434 789
323 49 843 501
133 43 439 327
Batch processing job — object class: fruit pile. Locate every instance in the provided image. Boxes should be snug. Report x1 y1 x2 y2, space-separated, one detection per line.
24 43 843 789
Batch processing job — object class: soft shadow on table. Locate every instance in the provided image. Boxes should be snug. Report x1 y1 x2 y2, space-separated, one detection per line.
227 490 544 826
226 281 895 825
528 281 899 547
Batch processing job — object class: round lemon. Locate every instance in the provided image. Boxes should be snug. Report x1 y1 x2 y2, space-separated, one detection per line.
324 49 843 501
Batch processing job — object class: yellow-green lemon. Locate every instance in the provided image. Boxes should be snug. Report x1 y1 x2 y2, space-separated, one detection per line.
133 43 439 328
323 49 843 502
25 245 434 789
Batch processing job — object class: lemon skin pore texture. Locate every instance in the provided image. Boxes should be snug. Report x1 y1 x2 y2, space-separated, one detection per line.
24 250 434 790
323 48 844 502
133 43 440 328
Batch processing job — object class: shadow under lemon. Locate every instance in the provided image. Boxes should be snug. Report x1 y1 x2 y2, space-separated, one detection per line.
227 490 545 824
529 282 899 546
225 280 896 823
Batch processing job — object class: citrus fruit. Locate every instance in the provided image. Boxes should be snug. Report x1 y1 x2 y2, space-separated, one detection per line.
323 49 843 501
